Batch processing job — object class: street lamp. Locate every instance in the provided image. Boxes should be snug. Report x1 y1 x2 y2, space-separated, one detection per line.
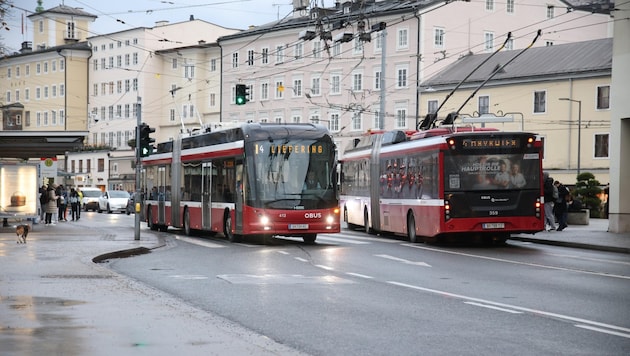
559 97 582 176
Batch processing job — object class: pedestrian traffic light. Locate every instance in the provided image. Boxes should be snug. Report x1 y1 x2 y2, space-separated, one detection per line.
235 84 249 105
139 123 156 157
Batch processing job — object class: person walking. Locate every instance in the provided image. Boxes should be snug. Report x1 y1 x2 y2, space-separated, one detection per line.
45 185 58 225
76 188 83 220
56 185 68 222
554 181 569 231
543 173 558 231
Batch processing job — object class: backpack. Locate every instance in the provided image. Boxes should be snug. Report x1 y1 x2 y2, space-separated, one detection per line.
543 179 554 199
40 191 49 205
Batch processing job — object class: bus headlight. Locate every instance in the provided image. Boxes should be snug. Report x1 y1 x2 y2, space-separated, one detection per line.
326 215 334 224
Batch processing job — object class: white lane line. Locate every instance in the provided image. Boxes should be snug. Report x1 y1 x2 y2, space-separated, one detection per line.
575 324 630 339
401 243 630 280
464 301 523 314
316 264 334 271
316 235 371 244
175 236 225 248
276 250 290 255
345 272 374 279
388 281 630 335
294 257 308 263
546 253 630 266
375 254 432 267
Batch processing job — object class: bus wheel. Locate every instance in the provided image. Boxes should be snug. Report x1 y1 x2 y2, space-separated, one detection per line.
224 211 240 243
407 213 418 243
183 208 191 236
302 234 316 244
363 209 371 234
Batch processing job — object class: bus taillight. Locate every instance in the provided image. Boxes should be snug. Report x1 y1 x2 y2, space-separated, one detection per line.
447 139 456 150
535 198 541 218
444 200 451 220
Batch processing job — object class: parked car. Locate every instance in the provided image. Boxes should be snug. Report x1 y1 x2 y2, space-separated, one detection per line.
80 187 103 212
98 190 131 214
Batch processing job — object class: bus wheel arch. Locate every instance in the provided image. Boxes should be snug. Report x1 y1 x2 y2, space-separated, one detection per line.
224 209 240 243
407 211 419 243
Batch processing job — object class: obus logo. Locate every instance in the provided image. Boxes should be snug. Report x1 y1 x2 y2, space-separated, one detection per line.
304 212 322 219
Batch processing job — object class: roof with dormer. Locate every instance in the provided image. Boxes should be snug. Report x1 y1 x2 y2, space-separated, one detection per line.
27 5 97 19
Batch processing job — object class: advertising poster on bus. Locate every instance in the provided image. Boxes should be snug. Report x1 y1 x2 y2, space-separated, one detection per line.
444 153 540 191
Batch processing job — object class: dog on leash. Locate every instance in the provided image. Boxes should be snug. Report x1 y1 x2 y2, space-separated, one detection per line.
16 224 30 244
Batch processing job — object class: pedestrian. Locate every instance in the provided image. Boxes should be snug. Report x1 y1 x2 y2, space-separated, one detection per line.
45 185 58 225
76 187 83 220
554 180 569 231
69 188 80 221
543 173 557 231
56 184 68 222
39 184 47 222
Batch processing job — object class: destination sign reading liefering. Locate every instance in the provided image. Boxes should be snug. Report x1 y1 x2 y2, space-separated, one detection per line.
461 138 520 149
255 144 325 155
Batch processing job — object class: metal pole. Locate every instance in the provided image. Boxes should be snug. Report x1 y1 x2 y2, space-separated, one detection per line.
378 30 386 130
577 100 581 176
134 96 141 241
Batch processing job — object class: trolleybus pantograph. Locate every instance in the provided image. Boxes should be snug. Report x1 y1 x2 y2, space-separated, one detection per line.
142 123 340 244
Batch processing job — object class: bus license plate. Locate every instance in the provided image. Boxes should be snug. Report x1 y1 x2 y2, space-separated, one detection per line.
289 224 309 229
482 223 505 229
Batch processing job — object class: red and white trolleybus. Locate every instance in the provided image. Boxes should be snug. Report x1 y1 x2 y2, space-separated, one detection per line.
142 123 340 243
340 127 545 243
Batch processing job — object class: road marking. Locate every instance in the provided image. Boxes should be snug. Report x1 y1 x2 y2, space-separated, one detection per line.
546 253 630 266
276 250 290 255
294 257 309 263
175 236 225 248
316 264 334 271
402 243 630 279
316 235 371 244
464 301 522 314
375 254 431 267
168 274 208 280
346 272 374 279
575 324 630 339
388 281 630 337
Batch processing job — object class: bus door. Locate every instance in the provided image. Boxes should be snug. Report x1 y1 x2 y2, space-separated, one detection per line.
234 161 243 232
201 162 212 230
157 166 166 224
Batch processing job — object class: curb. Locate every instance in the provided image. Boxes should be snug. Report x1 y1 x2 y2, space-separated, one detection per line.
508 236 630 254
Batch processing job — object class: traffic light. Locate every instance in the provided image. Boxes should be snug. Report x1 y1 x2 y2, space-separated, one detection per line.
235 84 249 105
139 123 156 157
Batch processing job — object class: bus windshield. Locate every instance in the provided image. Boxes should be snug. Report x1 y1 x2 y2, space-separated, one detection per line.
444 152 540 191
248 138 336 209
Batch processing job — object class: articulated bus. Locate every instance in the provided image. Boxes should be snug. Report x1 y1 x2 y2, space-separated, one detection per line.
142 123 340 243
340 127 545 243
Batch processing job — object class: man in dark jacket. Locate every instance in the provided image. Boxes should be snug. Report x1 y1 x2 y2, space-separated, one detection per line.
554 181 569 231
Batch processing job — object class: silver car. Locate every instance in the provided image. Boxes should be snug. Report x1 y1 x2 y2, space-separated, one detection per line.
98 190 131 214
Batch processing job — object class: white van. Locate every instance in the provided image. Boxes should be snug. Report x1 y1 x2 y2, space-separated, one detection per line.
79 187 103 212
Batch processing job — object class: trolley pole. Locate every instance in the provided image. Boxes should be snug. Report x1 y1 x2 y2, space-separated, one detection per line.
134 96 142 241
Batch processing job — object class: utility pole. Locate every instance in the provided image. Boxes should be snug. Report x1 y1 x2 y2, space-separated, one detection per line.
134 96 141 241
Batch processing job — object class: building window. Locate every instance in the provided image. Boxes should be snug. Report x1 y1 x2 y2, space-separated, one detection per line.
210 59 217 71
428 100 438 114
247 49 254 65
434 28 445 47
597 85 610 109
533 91 546 113
397 28 409 49
133 53 138 65
594 133 609 158
232 52 239 68
353 38 363 54
352 112 362 131
170 109 176 122
478 95 490 114
329 112 340 132
395 106 407 129
352 72 363 92
184 65 195 79
275 80 284 99
396 66 408 88
261 48 269 64
331 73 340 94
374 70 381 90
312 41 321 59
505 38 514 50
486 0 494 11
294 43 303 59
506 0 514 13
547 5 554 19
276 45 284 64
293 79 302 97
60 84 65 97
311 77 321 96
332 42 341 57
484 32 494 52
261 82 269 100
172 58 177 69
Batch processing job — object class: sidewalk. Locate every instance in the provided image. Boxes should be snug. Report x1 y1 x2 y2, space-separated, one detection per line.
509 218 630 254
1 219 628 355
0 220 305 356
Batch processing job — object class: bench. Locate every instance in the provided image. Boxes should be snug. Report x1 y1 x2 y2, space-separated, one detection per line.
567 209 589 225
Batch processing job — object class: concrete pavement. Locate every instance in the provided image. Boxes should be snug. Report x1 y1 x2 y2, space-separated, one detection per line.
0 217 628 355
